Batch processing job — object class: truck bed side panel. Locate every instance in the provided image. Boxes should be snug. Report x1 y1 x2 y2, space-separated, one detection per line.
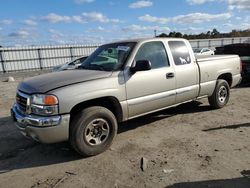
197 55 241 97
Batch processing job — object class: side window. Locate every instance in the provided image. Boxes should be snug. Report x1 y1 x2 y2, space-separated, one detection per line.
73 59 80 65
168 41 191 65
135 42 169 69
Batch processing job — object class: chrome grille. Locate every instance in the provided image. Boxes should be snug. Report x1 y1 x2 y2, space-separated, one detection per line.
16 91 29 114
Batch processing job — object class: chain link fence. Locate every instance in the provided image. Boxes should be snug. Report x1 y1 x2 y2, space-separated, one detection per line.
189 37 250 50
0 44 99 73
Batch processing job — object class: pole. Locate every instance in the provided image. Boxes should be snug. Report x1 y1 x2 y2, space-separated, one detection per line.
0 50 6 73
37 49 43 70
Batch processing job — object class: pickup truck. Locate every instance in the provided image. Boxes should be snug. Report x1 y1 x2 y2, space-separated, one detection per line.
215 43 250 83
11 38 241 156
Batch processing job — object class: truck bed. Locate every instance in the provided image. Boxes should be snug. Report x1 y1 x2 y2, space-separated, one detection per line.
196 54 241 97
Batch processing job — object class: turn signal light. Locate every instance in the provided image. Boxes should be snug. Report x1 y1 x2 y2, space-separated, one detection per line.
44 95 58 105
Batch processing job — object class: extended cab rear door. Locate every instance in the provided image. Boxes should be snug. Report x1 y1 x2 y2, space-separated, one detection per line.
167 40 199 103
125 41 176 118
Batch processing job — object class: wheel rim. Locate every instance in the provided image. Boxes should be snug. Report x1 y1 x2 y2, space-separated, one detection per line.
84 118 110 146
218 86 228 104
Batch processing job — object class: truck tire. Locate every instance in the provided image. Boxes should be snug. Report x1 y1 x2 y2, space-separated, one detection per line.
70 106 117 156
208 79 230 109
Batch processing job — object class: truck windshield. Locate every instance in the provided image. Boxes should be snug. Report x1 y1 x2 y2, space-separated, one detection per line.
79 42 136 71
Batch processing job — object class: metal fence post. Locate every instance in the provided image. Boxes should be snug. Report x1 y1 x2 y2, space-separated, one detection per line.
37 49 43 70
69 47 73 60
231 38 234 44
239 38 242 43
197 40 200 48
221 39 224 46
0 50 6 73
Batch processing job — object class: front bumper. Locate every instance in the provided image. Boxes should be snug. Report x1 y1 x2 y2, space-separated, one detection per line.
11 103 70 143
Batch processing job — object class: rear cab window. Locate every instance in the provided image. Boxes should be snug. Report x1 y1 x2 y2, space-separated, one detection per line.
168 41 191 66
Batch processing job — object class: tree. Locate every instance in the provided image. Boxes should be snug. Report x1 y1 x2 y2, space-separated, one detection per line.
168 32 176 37
156 28 250 40
157 33 168 37
175 32 183 38
211 28 220 38
206 31 211 38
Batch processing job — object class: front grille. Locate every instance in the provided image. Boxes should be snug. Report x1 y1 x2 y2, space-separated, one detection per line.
16 92 28 114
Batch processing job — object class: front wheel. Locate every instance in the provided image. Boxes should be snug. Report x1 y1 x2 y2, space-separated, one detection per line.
70 106 117 156
208 79 230 109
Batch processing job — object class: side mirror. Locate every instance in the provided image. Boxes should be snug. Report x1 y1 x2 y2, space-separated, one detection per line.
130 60 151 72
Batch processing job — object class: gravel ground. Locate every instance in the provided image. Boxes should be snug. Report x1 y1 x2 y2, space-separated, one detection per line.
0 72 249 188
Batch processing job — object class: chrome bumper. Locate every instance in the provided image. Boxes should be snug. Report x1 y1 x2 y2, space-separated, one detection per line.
11 103 70 143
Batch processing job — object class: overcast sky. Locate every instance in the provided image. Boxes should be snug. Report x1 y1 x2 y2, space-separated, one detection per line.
0 0 249 46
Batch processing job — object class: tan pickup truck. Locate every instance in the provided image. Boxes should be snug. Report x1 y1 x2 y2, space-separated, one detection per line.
11 38 241 156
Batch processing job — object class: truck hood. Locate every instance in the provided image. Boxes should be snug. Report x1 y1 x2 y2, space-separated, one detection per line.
18 70 112 94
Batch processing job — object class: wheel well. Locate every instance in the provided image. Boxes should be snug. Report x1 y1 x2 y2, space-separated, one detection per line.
70 97 123 123
218 73 232 87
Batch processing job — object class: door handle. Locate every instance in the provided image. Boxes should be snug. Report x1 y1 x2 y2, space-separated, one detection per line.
166 72 175 79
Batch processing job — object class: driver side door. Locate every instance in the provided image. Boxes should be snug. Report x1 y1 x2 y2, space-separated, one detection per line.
124 41 176 118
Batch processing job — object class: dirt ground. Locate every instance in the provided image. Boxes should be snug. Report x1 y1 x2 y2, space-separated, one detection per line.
0 72 249 188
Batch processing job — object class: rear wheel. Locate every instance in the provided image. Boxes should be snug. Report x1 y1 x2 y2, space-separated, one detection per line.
70 106 117 156
208 79 230 109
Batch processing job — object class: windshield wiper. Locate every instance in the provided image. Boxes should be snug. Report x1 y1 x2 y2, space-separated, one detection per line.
86 64 106 71
78 64 108 71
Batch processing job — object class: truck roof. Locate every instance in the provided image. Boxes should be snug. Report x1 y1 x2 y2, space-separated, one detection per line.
106 37 187 44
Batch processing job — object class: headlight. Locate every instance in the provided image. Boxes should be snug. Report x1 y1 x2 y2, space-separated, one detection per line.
30 94 59 115
31 94 58 105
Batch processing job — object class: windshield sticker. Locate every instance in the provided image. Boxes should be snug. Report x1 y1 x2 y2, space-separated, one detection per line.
117 46 130 51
